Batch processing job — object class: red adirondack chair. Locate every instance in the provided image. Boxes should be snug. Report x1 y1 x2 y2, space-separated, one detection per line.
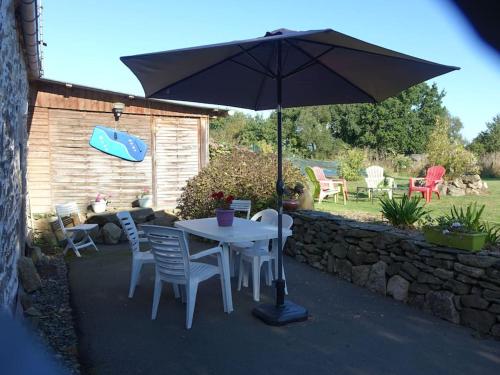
408 166 446 203
311 166 348 203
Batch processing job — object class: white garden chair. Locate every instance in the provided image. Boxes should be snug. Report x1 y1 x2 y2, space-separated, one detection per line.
116 211 167 299
55 202 98 257
365 165 394 199
229 208 278 277
230 199 252 219
237 214 293 302
141 225 229 330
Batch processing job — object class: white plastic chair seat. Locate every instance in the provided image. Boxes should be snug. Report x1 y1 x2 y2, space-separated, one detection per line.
230 241 254 249
133 251 154 261
240 246 270 257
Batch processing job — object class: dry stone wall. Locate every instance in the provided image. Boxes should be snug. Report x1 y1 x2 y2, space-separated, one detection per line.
0 0 29 311
286 211 500 338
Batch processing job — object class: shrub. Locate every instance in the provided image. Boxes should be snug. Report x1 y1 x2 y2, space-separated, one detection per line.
337 148 366 181
392 154 412 173
479 152 500 178
427 116 480 179
379 195 429 228
177 149 305 219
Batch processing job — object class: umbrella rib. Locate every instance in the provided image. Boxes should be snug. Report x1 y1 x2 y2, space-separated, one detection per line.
285 39 377 103
292 37 459 69
237 44 277 78
229 59 274 79
146 42 267 98
253 43 278 110
282 46 336 79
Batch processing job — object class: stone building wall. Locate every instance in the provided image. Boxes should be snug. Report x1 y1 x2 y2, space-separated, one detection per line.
286 211 500 338
0 0 30 312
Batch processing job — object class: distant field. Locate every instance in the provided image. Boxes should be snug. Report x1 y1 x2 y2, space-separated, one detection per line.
316 178 500 224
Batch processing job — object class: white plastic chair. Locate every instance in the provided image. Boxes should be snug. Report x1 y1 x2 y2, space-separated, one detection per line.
141 225 229 330
230 199 252 219
117 211 162 298
229 208 278 277
55 202 98 257
365 165 394 199
237 214 293 302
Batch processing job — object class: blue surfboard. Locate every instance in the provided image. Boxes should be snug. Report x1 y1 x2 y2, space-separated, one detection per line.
89 126 148 162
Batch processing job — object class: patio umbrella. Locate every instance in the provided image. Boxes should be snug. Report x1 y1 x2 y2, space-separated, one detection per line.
121 28 459 325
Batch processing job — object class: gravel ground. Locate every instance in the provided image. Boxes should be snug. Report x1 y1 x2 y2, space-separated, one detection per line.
26 250 81 374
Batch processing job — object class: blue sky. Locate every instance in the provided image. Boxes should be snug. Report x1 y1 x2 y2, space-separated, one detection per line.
42 0 499 141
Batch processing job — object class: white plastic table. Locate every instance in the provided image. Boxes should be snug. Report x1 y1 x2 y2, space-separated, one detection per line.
174 217 292 313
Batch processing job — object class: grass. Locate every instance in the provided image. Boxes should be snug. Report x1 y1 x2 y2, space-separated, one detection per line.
316 178 500 224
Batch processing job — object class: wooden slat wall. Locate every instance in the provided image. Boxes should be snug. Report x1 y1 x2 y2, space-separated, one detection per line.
155 118 200 208
47 110 153 212
27 107 51 213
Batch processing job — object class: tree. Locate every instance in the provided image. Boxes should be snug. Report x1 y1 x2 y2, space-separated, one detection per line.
469 114 500 155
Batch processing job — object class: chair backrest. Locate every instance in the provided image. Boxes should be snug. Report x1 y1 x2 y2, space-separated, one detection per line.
141 225 190 284
272 214 294 251
230 200 252 219
304 166 320 199
425 166 446 186
312 166 327 181
251 208 278 223
365 165 385 189
55 202 80 234
116 211 141 253
366 165 384 179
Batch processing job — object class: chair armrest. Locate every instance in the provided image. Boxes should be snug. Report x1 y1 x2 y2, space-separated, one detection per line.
386 177 395 187
409 177 425 188
138 230 145 236
189 246 222 260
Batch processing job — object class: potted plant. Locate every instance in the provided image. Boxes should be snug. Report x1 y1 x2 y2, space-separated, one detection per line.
91 193 109 213
138 187 153 208
211 191 235 226
283 183 303 211
422 203 488 252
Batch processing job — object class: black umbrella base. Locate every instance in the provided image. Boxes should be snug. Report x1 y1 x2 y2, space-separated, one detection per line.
252 300 308 326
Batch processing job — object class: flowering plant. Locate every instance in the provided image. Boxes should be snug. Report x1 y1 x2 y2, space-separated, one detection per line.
95 193 109 202
138 187 151 198
210 191 235 210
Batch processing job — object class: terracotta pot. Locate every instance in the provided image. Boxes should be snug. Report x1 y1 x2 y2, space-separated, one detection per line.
283 199 299 211
215 208 235 226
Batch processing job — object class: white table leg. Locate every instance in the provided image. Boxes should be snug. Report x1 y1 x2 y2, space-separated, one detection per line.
221 243 234 313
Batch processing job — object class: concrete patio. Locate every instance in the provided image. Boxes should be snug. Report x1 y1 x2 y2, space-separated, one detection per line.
68 242 500 375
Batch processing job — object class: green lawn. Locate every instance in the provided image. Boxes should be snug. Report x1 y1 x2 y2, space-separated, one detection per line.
316 178 500 224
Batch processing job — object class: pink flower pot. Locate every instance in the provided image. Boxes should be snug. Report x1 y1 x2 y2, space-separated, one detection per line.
215 208 235 227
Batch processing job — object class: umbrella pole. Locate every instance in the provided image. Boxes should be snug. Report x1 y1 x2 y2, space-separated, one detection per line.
251 40 308 326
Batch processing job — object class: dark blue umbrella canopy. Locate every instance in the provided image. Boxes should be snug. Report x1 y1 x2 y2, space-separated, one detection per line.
121 28 459 110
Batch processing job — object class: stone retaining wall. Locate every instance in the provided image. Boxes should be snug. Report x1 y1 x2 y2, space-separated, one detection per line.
285 211 500 338
0 0 29 311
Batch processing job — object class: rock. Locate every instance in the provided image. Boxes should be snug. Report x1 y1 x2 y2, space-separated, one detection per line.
452 178 466 189
331 243 348 258
402 262 419 278
491 324 500 337
358 241 374 252
447 185 465 196
30 246 47 266
456 254 498 268
489 304 500 314
19 291 33 310
347 247 366 266
386 262 401 276
478 280 500 291
366 261 387 295
387 275 410 302
425 291 460 324
408 294 426 309
17 257 42 293
454 263 484 278
295 254 306 263
417 272 442 284
433 268 454 280
102 223 122 244
461 308 496 334
364 253 379 264
334 259 352 281
327 254 334 273
443 279 470 295
410 282 430 294
460 295 489 309
455 273 478 285
352 265 371 287
24 307 42 317
483 289 500 303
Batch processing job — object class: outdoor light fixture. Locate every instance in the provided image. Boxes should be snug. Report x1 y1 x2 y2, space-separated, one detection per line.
112 102 125 121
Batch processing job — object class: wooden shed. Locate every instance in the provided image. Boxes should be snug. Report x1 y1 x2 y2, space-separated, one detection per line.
27 79 220 214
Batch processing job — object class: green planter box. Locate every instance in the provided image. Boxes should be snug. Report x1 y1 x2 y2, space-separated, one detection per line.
423 227 487 252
